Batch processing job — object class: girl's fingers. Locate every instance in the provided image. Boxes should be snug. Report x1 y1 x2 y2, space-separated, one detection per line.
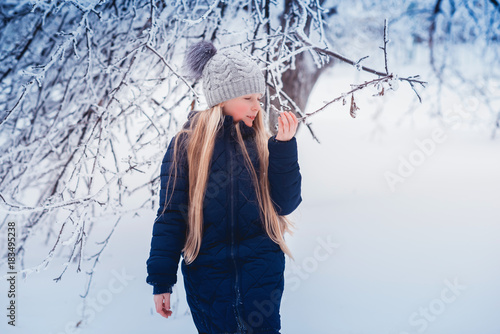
280 114 287 132
285 112 295 129
164 296 170 310
287 111 297 124
280 112 290 132
154 298 161 314
276 111 298 141
289 112 298 130
154 294 173 318
155 297 166 316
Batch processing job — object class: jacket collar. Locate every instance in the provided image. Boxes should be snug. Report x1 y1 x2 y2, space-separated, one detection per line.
222 113 256 139
185 110 256 139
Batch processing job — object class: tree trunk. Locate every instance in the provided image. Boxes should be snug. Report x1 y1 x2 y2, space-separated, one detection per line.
267 0 334 136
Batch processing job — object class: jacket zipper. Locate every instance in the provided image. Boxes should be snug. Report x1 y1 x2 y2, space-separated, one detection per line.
229 140 245 332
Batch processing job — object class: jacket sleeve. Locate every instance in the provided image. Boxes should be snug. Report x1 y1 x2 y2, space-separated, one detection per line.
267 134 302 216
146 134 189 295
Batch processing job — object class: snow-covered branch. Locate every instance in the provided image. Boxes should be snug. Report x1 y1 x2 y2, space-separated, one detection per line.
0 2 497 327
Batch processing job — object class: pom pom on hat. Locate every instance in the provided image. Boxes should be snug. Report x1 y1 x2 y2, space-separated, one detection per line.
182 40 265 108
184 41 217 80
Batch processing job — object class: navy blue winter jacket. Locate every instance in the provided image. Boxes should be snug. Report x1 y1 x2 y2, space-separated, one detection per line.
146 111 302 333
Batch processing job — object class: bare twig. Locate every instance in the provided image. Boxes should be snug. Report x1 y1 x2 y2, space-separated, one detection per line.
380 18 389 75
145 44 200 101
80 217 121 298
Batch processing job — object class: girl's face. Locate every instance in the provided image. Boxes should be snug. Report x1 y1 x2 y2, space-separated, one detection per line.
221 93 263 127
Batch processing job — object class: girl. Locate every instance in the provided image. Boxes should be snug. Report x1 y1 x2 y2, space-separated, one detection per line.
146 41 302 334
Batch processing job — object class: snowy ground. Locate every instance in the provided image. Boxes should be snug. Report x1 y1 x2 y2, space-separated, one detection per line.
1 61 499 334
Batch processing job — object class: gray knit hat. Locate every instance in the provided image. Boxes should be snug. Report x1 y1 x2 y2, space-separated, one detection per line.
184 41 266 108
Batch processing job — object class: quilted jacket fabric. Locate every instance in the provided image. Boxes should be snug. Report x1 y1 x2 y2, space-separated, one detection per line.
146 110 302 333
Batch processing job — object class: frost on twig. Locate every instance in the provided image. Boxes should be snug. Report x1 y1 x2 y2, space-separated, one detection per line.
6 1 495 315
0 0 337 304
294 22 426 122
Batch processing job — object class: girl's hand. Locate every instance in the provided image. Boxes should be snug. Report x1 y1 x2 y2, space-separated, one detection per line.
154 293 173 318
275 111 298 141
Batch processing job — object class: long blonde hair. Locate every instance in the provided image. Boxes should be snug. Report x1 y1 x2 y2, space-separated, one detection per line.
161 104 296 265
